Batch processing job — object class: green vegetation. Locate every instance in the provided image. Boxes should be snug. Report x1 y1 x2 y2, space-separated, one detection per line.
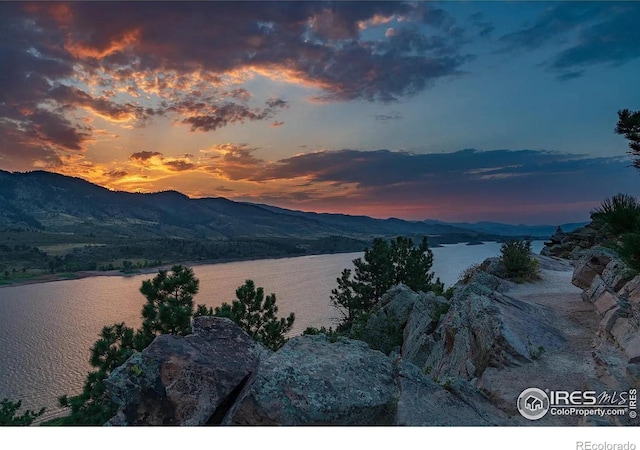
138 265 200 344
499 240 540 282
460 263 482 284
306 236 446 354
432 302 451 323
329 236 444 330
58 265 201 425
590 193 640 271
0 229 370 286
590 193 640 236
616 108 640 171
0 398 45 426
212 280 295 351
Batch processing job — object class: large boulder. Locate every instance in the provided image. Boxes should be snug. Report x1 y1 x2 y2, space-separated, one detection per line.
410 271 565 380
572 246 620 290
224 335 398 425
105 317 267 426
401 290 450 368
356 284 448 355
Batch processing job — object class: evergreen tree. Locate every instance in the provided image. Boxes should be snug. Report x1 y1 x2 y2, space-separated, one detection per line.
138 265 199 346
331 236 442 328
616 109 640 170
330 268 359 328
215 279 295 351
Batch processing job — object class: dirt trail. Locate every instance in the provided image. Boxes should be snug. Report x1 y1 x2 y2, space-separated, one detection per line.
479 258 612 425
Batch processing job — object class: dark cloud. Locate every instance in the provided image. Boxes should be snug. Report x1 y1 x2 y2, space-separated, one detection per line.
0 120 64 170
130 151 162 162
499 3 606 51
213 148 640 219
0 1 478 168
375 112 403 122
549 7 640 74
104 170 128 179
164 160 195 172
205 144 265 181
499 3 640 79
49 85 151 123
176 98 288 132
468 12 494 38
24 1 469 102
265 98 289 109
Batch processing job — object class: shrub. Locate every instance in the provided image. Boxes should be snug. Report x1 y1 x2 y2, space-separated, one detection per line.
499 240 539 282
0 398 45 426
459 263 482 284
616 232 640 272
591 193 640 236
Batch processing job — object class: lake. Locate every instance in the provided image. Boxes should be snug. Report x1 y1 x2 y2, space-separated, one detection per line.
0 240 544 417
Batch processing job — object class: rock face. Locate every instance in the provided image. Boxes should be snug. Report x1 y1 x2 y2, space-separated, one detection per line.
572 247 640 387
406 271 565 381
395 360 512 426
357 284 448 355
106 317 266 426
541 223 606 259
224 335 398 425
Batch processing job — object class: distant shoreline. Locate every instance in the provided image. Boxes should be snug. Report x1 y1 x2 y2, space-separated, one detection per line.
0 249 367 289
1 239 544 289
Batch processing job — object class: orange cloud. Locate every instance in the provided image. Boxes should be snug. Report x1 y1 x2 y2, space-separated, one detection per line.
66 29 141 59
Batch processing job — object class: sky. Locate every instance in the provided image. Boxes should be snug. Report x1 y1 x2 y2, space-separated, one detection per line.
1 1 640 225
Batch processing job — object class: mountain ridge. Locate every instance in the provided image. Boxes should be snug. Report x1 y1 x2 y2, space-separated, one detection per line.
0 169 583 239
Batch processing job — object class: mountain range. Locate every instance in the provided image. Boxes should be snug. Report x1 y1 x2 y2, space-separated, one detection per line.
0 170 584 241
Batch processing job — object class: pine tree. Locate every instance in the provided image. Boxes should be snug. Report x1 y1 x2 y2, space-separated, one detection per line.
616 109 640 170
330 236 442 328
214 279 294 351
138 265 199 346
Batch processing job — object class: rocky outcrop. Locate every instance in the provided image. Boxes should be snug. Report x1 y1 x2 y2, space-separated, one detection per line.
405 271 565 381
105 317 267 426
105 288 525 426
395 360 512 426
541 223 606 259
356 284 448 355
572 247 640 388
224 335 398 425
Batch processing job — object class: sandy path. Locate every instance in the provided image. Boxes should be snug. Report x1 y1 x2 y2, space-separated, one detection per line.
479 258 605 425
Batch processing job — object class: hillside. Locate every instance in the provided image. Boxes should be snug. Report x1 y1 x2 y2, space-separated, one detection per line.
0 169 570 284
0 170 492 240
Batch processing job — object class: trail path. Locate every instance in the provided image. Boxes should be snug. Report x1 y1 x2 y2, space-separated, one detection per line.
480 256 625 425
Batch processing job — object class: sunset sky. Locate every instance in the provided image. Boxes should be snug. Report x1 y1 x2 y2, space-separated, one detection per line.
1 1 640 224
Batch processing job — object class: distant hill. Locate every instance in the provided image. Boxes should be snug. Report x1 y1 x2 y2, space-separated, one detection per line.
0 170 496 241
422 219 588 238
0 170 579 244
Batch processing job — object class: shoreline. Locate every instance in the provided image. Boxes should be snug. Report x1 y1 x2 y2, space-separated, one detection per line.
0 250 367 289
0 239 527 289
